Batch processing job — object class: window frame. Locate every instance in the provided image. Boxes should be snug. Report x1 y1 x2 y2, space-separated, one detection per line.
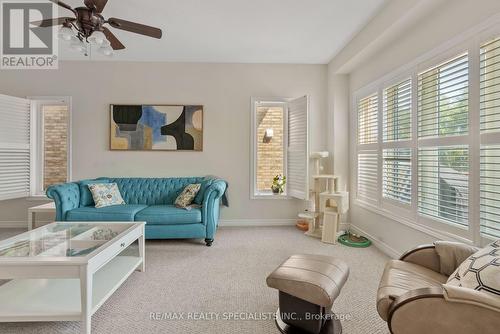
250 97 289 199
351 21 500 246
28 96 72 198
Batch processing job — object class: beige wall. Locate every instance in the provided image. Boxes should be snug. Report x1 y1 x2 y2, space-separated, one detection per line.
329 0 500 256
0 62 328 226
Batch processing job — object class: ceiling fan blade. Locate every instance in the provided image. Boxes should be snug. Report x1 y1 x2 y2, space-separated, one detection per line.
48 0 75 13
84 0 108 13
31 17 75 27
103 27 125 50
107 18 162 39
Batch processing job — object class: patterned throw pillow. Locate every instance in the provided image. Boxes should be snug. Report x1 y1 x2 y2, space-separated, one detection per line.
175 184 201 208
88 183 126 208
447 240 500 297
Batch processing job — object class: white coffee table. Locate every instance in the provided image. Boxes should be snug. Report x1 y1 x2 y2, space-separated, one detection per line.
0 221 145 334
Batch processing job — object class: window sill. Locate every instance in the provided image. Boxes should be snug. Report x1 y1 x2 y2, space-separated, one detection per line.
251 193 291 200
353 198 473 245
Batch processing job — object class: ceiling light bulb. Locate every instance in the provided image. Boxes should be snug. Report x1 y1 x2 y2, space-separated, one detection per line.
70 40 87 53
99 45 113 57
58 26 73 41
89 30 106 46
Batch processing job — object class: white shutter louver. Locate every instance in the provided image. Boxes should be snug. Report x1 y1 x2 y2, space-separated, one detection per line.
480 37 500 132
0 94 31 200
357 151 378 202
287 96 309 200
358 94 378 144
418 54 469 138
383 148 411 204
480 145 500 238
418 146 469 227
384 79 411 141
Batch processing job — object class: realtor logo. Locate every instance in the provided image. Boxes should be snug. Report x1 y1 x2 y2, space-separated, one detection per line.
1 1 58 69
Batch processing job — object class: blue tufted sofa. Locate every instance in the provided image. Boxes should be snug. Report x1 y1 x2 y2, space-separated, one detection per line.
46 177 227 246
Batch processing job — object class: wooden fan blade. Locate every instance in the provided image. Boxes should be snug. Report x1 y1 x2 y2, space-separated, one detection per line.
48 0 75 13
103 27 125 50
84 0 108 13
107 18 162 39
31 17 75 28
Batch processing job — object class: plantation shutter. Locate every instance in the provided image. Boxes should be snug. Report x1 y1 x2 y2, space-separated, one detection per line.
0 94 31 200
480 146 500 238
418 146 469 227
383 148 411 204
358 94 378 144
384 79 411 141
418 53 469 138
357 151 378 202
480 37 500 238
287 95 309 200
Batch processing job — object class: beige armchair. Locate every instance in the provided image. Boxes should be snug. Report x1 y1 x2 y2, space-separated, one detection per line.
377 241 500 334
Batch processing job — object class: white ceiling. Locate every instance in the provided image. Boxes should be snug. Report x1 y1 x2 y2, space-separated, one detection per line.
56 0 387 64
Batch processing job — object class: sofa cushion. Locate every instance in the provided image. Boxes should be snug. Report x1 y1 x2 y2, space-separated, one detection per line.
66 204 147 222
377 259 448 321
79 178 110 207
135 205 202 225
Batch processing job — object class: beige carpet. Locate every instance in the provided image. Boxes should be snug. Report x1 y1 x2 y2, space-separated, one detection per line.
0 226 390 334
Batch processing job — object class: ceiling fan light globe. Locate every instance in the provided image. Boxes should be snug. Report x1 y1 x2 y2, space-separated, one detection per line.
98 45 113 57
89 30 106 46
58 26 73 41
70 40 87 53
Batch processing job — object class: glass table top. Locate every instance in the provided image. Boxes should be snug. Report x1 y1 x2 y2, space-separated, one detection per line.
0 223 133 258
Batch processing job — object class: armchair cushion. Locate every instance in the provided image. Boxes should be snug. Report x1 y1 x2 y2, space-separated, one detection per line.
435 241 480 276
447 240 500 297
377 259 448 321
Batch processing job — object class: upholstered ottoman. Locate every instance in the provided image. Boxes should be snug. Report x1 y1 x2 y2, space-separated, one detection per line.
266 254 349 334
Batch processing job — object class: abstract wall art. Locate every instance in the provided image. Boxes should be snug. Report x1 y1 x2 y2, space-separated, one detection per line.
110 105 203 151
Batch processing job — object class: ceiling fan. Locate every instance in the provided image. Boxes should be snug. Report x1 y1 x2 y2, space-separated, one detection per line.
33 0 162 56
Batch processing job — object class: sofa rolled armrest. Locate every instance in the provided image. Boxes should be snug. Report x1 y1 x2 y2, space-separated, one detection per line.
46 183 80 221
201 180 227 240
400 244 441 273
388 286 500 334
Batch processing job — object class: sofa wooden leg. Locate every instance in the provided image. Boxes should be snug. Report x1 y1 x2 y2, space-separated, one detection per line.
205 238 214 247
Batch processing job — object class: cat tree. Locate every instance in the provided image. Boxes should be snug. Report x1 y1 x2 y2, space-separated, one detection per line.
299 151 349 244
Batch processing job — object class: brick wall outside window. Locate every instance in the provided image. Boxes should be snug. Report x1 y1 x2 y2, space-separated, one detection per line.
256 106 284 192
43 105 68 190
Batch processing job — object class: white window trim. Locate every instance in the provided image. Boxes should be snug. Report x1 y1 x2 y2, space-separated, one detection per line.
28 96 72 199
351 17 500 247
250 97 290 199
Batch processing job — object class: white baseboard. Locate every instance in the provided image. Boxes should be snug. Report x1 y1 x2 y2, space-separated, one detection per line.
350 224 401 259
219 219 296 227
0 221 30 228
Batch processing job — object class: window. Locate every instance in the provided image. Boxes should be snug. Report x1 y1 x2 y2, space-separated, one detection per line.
352 31 500 244
418 53 469 138
32 97 71 196
356 94 379 203
254 101 286 195
480 37 500 238
381 79 412 205
358 94 378 144
357 151 378 201
251 97 309 199
383 148 411 204
418 146 469 226
384 79 411 141
0 94 31 200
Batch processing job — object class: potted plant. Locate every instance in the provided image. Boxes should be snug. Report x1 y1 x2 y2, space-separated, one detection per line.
271 174 286 194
